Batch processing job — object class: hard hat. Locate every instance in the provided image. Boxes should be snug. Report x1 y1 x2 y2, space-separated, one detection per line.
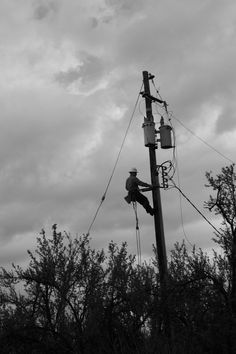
129 167 138 173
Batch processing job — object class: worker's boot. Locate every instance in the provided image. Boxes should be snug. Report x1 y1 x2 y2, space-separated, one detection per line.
124 195 131 204
145 205 155 216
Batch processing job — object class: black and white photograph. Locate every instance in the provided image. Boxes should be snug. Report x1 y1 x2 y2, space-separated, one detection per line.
0 1 235 353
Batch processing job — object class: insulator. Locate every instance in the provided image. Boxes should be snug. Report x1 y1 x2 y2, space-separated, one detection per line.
159 124 172 149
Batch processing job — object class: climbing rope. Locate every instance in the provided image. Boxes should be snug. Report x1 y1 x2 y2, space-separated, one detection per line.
85 83 143 237
132 202 141 265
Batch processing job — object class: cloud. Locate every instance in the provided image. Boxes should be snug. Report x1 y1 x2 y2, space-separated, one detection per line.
0 0 235 269
104 0 145 16
55 66 80 85
54 53 106 91
33 0 58 20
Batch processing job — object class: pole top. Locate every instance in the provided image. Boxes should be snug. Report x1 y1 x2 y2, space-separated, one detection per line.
142 71 155 80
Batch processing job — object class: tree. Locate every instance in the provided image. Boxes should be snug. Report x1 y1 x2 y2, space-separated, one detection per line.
1 165 236 353
168 240 232 354
205 164 236 316
102 241 157 353
0 226 106 353
0 226 157 353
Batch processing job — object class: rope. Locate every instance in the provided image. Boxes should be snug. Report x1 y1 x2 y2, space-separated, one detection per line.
85 83 143 236
132 202 141 265
170 178 221 236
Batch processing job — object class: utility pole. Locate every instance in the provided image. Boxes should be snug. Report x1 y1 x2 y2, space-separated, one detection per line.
142 71 173 350
142 71 168 287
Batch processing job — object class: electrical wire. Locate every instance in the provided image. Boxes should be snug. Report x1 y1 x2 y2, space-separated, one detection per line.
138 99 145 116
150 79 192 245
151 78 234 165
173 147 194 248
151 78 164 103
151 78 230 243
85 83 143 237
151 80 206 246
150 80 178 180
172 114 235 165
170 178 221 236
167 116 194 246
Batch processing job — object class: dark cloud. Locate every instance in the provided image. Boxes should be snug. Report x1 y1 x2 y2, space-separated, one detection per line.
89 17 99 29
105 0 144 15
55 66 80 85
33 0 58 20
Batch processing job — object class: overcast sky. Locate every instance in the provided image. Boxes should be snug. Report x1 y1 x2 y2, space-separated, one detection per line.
0 0 235 267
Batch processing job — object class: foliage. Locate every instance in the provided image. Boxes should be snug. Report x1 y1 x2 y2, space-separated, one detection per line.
0 225 157 353
205 164 236 317
1 165 236 353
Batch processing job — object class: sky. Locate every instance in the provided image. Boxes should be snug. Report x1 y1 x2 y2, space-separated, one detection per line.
0 0 236 268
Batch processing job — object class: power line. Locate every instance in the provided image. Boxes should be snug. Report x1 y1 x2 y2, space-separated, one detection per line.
174 147 194 247
150 79 193 246
169 124 194 246
151 79 234 165
85 83 143 237
170 178 221 236
150 78 224 241
172 114 235 165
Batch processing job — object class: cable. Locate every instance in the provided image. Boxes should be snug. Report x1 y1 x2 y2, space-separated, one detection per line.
150 80 178 180
173 150 194 248
138 100 145 116
151 78 234 165
85 83 143 236
149 78 167 111
151 77 226 244
167 123 194 246
170 178 221 236
172 114 235 165
151 78 219 244
151 79 230 241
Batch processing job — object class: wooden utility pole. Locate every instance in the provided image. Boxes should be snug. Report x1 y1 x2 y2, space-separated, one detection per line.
142 70 168 287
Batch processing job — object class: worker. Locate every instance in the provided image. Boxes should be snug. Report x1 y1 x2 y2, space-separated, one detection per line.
125 168 155 215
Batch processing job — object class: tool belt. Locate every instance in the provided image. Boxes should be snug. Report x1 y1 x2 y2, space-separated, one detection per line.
124 191 137 204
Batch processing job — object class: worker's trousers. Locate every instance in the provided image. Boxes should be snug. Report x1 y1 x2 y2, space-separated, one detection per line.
129 191 153 215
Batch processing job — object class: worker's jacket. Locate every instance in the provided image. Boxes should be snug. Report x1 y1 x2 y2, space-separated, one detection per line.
126 176 151 192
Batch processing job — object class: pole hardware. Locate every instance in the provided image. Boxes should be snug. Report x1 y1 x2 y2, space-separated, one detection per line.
148 73 155 80
156 165 169 189
140 91 167 107
141 93 173 150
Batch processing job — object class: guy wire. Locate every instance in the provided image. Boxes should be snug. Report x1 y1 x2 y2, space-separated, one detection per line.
170 178 221 236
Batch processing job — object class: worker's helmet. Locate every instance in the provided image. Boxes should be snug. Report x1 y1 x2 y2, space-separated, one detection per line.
129 167 138 173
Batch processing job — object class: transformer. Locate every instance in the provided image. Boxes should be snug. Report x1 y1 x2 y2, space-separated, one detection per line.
159 124 172 149
142 119 156 146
